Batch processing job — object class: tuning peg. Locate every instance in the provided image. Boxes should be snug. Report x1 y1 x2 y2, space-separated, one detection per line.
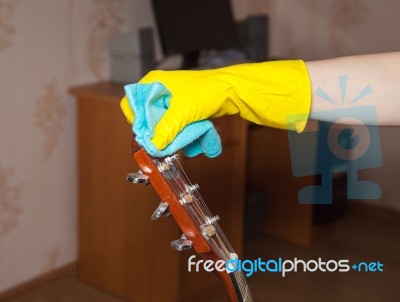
151 201 171 220
126 171 149 185
171 234 193 251
201 215 220 239
180 184 200 205
158 154 179 172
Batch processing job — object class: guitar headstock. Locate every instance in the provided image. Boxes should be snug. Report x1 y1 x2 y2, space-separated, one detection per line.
128 139 253 302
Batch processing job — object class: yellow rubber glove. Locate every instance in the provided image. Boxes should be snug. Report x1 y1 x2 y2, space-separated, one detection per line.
121 60 311 150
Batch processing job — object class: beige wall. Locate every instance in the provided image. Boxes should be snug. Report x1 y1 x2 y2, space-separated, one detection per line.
270 0 400 59
0 0 399 294
0 0 149 293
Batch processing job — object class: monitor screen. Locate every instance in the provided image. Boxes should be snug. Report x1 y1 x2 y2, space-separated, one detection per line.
151 0 240 56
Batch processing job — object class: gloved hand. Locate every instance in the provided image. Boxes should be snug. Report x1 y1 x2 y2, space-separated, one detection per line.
121 60 311 150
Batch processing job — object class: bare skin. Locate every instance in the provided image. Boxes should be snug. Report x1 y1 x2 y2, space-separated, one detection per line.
307 52 400 126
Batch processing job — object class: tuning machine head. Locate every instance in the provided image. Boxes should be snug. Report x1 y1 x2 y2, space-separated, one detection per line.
171 234 193 251
151 201 171 220
127 171 150 185
157 154 179 172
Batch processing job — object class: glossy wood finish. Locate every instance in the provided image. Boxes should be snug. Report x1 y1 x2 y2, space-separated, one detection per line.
247 125 315 245
132 148 244 302
70 82 248 302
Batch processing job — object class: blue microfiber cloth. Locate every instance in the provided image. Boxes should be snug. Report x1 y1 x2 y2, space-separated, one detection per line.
124 82 222 158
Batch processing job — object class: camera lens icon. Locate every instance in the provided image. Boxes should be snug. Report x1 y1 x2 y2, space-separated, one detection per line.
327 117 371 161
288 102 382 204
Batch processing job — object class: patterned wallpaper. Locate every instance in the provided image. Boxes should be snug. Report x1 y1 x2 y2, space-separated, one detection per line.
0 1 17 53
328 0 369 55
271 0 400 60
86 0 125 80
0 0 399 294
0 167 21 241
34 80 66 160
0 0 135 293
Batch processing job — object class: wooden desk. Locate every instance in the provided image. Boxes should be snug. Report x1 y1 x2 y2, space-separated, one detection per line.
246 126 315 245
70 82 248 302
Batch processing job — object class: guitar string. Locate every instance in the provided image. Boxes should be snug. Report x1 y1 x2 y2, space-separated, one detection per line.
167 171 248 298
174 160 236 258
175 159 236 254
236 270 247 297
173 159 249 295
175 160 214 217
152 157 250 300
163 160 234 261
172 162 238 257
159 158 249 297
173 160 249 296
165 164 212 228
161 162 216 237
165 163 233 261
172 160 220 231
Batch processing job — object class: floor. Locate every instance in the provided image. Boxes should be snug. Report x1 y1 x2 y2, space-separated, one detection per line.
4 208 400 302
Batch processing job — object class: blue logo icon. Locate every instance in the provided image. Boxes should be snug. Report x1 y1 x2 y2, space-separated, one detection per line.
288 75 382 204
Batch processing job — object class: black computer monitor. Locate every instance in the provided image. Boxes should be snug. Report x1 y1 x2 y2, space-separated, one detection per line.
151 0 240 68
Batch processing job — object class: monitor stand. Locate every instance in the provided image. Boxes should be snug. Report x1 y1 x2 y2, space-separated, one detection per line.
182 50 200 69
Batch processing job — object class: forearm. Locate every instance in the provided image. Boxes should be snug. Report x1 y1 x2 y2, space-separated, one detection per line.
306 52 400 126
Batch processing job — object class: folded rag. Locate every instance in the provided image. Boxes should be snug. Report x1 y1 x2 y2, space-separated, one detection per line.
124 82 222 158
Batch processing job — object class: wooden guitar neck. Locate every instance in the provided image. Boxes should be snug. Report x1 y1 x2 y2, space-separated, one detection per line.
129 140 253 302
